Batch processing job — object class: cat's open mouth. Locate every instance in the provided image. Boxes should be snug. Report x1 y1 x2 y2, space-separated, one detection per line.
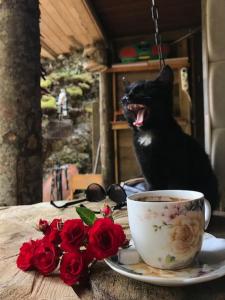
127 104 148 127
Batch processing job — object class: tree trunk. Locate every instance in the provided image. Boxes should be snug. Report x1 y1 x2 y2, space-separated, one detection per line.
0 0 42 205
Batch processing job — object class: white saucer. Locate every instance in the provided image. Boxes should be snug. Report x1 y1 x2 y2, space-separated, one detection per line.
105 233 225 286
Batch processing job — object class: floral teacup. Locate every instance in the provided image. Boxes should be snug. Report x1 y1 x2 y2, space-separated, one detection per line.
127 190 211 270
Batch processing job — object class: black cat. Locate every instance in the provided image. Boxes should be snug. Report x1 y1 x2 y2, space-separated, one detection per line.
121 65 219 209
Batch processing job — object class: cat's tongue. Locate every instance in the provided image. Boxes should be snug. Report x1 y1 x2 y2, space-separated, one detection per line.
133 109 145 127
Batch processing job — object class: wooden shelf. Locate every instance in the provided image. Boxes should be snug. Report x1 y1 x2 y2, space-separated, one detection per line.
111 118 190 130
106 57 189 73
111 121 128 130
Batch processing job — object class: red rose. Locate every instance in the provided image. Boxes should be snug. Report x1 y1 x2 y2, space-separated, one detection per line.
60 219 87 252
60 252 85 286
88 218 126 260
43 218 62 244
16 240 38 271
33 239 60 275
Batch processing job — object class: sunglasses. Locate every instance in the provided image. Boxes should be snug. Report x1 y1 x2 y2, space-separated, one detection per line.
50 183 127 211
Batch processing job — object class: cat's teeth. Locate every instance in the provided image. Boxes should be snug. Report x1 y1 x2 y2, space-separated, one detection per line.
128 104 145 110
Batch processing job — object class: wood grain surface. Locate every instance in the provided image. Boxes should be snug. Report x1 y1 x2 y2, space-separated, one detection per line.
1 201 225 300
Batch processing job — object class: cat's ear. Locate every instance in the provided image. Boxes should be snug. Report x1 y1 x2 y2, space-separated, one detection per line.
157 65 174 85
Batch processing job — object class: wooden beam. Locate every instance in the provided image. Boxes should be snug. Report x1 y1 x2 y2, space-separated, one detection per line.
50 0 91 46
113 29 192 43
65 0 93 45
41 0 88 47
82 0 106 42
40 0 72 37
41 39 58 58
99 73 114 187
41 0 76 50
41 47 55 60
201 0 211 155
68 36 83 49
91 101 100 173
40 21 69 54
69 0 104 42
41 6 75 52
111 118 190 131
39 0 105 56
107 57 189 73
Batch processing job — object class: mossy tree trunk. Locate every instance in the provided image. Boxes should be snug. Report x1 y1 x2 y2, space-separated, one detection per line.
0 0 42 205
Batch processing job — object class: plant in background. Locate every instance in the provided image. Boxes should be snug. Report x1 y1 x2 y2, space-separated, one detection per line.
16 206 126 286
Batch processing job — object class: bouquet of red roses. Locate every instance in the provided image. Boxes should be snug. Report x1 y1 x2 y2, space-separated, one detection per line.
16 205 126 286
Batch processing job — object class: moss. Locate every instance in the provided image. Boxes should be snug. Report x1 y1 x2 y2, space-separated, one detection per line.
66 86 83 98
70 73 93 84
49 71 70 82
83 102 93 113
78 82 90 90
41 95 56 110
41 78 53 89
46 70 94 86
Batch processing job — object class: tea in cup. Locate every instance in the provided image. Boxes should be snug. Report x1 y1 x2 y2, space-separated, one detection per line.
127 190 211 270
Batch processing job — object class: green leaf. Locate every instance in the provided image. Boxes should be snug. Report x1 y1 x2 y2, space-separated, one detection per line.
76 207 97 226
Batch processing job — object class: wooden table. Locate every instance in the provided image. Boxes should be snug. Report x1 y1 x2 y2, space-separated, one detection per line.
1 202 225 300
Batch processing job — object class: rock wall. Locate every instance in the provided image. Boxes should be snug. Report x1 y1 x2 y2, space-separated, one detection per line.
41 51 99 178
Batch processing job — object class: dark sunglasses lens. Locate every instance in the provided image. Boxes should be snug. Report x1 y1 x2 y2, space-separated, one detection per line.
107 184 127 204
85 183 106 202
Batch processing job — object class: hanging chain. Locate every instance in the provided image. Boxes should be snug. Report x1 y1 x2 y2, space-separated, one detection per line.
151 0 165 69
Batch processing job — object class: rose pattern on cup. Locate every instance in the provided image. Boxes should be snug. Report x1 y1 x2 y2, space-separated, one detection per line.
170 211 204 256
150 199 204 266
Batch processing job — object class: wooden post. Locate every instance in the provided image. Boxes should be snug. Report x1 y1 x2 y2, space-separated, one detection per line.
99 73 114 187
92 101 100 173
0 1 42 205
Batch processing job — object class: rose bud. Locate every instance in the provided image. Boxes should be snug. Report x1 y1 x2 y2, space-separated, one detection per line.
43 218 62 245
37 219 50 235
100 203 112 217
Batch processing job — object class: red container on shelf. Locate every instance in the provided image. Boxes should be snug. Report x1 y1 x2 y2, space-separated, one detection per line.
150 44 170 59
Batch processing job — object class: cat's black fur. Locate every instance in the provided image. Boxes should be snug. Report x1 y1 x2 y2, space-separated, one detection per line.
121 65 219 209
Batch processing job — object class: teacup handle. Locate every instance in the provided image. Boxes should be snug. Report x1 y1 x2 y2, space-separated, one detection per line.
204 198 211 230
